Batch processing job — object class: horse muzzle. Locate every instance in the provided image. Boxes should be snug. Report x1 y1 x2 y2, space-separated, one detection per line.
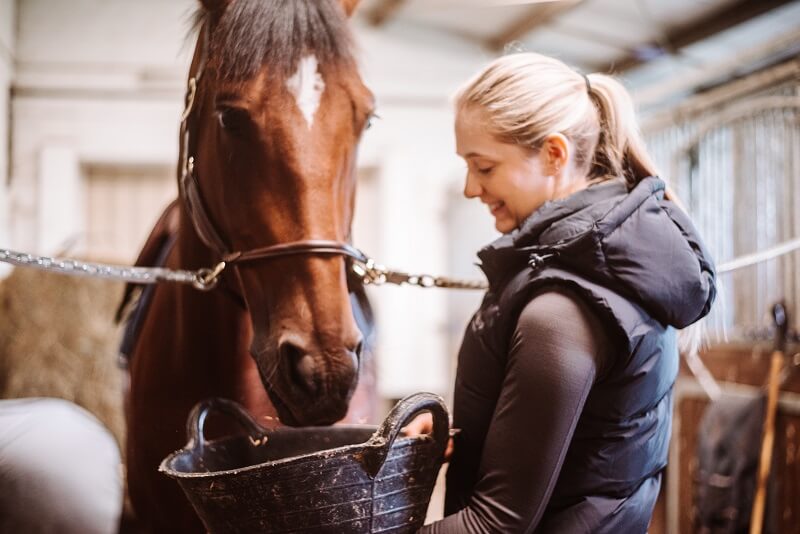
252 337 362 426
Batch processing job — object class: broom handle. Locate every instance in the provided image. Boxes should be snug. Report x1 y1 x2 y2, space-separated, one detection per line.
749 350 783 534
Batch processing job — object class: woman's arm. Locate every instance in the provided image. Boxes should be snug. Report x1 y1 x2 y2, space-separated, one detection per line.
420 288 608 533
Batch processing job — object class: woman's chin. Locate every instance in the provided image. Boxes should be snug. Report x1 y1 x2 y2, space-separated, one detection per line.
494 218 516 234
494 214 519 234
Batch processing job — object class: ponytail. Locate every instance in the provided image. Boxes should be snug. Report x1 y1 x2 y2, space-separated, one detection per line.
585 73 658 188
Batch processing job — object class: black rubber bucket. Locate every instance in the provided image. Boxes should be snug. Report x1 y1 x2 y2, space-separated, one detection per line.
159 392 449 533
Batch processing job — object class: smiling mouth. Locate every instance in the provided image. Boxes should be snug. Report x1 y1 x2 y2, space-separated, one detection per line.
489 201 505 215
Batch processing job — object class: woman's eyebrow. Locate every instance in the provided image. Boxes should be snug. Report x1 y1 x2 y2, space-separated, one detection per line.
464 152 491 159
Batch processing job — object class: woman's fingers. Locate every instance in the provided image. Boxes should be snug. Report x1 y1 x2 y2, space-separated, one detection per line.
402 413 455 462
402 412 433 437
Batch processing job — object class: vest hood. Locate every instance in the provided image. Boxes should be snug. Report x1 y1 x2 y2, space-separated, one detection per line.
478 176 717 328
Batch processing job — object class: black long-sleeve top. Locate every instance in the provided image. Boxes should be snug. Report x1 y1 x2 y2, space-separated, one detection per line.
419 288 609 533
420 176 717 532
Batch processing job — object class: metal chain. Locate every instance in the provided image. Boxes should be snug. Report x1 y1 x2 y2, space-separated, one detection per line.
6 234 797 294
0 249 222 291
0 248 488 291
351 258 488 290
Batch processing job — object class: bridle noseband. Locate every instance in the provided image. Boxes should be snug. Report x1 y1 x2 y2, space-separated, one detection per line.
179 26 367 291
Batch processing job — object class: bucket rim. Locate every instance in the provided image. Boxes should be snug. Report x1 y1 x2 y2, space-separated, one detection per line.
159 393 449 481
158 427 429 480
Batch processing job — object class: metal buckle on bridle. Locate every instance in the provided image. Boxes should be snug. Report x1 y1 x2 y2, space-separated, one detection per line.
352 258 388 286
181 77 198 123
192 261 226 291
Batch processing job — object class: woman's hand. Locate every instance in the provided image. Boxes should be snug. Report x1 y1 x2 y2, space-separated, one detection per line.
402 412 454 461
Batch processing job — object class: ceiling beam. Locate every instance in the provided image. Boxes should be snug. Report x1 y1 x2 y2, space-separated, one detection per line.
366 0 407 27
601 0 795 74
486 0 583 52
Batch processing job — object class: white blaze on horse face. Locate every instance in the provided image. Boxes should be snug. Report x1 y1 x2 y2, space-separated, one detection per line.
286 55 325 129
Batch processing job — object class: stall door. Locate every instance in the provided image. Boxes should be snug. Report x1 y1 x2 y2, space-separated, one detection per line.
84 164 177 263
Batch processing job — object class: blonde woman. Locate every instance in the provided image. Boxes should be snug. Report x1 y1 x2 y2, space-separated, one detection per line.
408 53 717 533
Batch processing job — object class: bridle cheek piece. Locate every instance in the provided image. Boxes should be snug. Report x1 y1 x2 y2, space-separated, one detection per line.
179 29 367 292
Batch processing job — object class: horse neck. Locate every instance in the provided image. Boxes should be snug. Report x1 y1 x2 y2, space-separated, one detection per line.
172 203 273 414
174 204 248 333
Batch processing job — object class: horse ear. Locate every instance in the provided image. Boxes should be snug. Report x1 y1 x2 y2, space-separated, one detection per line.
199 0 231 16
339 0 361 17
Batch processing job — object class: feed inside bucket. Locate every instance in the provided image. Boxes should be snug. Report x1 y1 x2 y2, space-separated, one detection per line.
160 393 449 533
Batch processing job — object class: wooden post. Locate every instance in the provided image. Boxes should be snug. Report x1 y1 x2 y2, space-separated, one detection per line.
749 351 782 534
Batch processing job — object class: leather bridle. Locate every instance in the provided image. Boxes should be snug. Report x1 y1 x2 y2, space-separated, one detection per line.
179 25 368 291
0 28 489 293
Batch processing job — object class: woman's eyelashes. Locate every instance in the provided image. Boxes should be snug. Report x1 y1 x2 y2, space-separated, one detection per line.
468 161 495 176
365 112 378 130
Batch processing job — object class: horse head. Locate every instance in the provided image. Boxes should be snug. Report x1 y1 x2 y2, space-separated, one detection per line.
184 0 374 425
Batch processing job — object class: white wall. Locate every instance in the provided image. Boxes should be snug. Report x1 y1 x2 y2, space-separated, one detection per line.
10 0 194 254
352 19 493 397
0 0 15 278
8 0 497 399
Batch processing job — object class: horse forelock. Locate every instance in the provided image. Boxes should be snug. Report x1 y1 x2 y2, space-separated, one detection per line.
193 0 354 82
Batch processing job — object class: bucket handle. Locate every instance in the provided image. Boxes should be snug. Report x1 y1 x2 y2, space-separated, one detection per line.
361 392 449 478
187 398 269 456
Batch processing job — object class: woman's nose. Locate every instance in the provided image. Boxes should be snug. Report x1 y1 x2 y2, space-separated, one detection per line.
463 173 482 199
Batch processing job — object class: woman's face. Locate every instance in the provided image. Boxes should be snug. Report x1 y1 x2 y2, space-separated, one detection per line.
455 105 561 234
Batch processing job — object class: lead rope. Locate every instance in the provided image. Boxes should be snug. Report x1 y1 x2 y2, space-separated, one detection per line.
0 248 489 291
3 236 800 293
351 258 487 290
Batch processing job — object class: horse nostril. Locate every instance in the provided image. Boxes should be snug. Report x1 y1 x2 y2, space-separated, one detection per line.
354 340 364 361
279 341 319 396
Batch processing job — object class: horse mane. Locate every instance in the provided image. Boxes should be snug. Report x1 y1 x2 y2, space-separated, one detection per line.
193 0 355 81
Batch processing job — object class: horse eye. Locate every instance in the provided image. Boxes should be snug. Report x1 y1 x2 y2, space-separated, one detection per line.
216 107 250 134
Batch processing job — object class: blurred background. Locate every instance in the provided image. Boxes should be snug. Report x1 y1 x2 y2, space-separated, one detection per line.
0 0 799 532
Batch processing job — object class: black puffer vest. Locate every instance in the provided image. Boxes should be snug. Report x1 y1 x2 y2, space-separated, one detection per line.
446 177 716 530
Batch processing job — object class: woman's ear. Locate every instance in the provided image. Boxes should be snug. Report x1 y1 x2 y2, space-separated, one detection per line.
540 133 569 175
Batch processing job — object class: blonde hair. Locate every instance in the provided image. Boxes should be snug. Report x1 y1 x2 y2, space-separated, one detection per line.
457 52 705 346
455 52 659 189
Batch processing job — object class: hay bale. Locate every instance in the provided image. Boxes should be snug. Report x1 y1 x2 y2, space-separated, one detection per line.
0 267 126 447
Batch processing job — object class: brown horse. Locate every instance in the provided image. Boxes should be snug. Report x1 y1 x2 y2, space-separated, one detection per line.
121 0 375 531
